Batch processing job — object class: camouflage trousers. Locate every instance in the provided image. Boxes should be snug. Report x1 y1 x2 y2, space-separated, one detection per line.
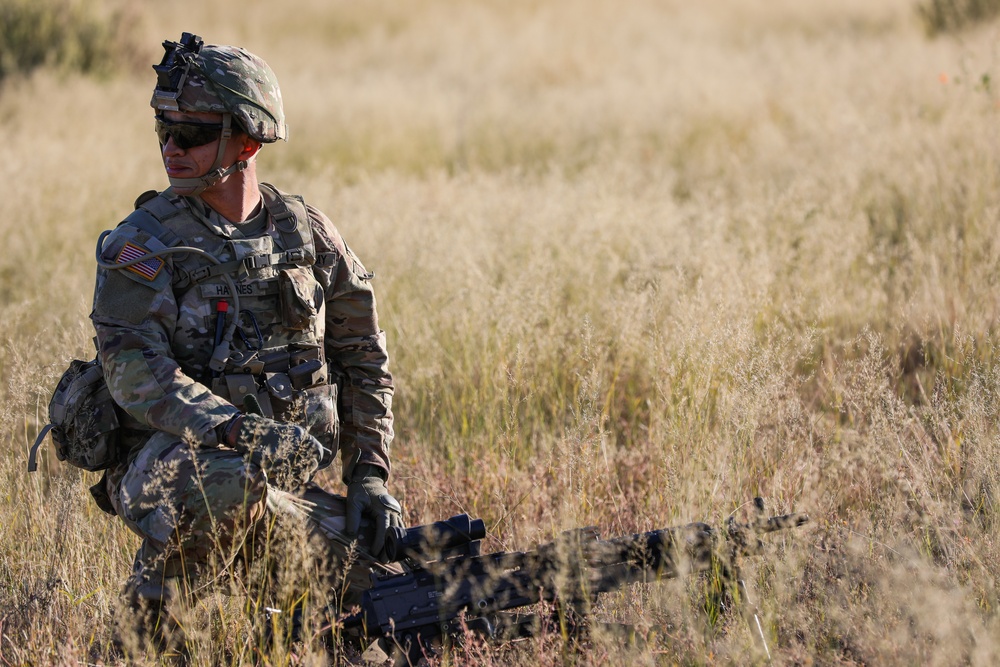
105 431 392 616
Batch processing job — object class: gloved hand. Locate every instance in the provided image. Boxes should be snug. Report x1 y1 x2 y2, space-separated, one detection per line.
345 464 403 559
218 413 329 491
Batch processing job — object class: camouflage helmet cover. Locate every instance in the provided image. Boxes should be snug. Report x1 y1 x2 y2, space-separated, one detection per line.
151 34 288 143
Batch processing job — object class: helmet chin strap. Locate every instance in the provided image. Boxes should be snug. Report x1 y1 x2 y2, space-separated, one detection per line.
166 114 249 196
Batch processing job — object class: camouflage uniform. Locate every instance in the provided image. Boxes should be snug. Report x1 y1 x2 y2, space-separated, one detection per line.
91 37 397 625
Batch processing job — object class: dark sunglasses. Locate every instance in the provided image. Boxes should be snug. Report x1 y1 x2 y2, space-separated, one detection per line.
154 116 224 149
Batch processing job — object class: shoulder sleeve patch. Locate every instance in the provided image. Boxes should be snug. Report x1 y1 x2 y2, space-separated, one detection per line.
98 223 172 291
116 242 165 281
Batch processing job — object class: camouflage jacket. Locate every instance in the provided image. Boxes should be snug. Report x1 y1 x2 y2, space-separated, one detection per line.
90 184 393 482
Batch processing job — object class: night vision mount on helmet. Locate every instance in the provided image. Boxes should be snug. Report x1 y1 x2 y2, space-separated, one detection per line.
152 32 288 194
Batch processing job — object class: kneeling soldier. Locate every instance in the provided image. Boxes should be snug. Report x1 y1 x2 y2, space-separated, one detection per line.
90 32 402 652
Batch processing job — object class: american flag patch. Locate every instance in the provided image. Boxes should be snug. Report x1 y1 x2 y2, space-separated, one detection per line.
116 242 164 280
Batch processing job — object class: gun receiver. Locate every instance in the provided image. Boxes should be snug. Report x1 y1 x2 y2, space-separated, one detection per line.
342 503 808 663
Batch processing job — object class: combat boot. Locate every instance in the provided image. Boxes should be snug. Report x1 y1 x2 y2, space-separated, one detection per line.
113 577 188 662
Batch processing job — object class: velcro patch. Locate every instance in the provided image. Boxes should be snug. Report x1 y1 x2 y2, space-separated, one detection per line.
116 242 164 281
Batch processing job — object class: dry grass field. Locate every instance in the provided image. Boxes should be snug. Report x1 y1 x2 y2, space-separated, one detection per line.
4 0 1000 663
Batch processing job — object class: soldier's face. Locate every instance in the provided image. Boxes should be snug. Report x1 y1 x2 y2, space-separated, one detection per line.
159 110 246 192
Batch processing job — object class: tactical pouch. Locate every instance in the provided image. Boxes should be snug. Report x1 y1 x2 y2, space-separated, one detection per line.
28 358 122 472
289 358 326 391
278 267 323 330
212 373 275 418
288 344 327 391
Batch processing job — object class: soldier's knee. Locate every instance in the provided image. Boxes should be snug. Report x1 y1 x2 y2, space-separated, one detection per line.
181 451 268 525
119 441 268 547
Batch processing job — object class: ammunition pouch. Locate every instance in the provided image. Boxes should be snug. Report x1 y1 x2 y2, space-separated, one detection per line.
211 344 331 420
278 266 323 330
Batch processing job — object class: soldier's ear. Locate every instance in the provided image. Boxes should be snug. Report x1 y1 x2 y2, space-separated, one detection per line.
236 133 263 162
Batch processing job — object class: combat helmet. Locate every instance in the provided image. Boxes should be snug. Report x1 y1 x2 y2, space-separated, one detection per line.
151 32 288 194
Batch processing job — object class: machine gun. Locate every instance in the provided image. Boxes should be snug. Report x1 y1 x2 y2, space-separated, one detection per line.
341 501 808 664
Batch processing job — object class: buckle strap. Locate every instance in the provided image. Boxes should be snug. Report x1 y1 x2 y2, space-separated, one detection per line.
259 182 316 264
188 251 309 285
189 259 243 284
271 209 295 225
260 183 297 233
125 209 184 249
243 254 275 270
28 424 55 472
244 250 304 270
189 265 214 284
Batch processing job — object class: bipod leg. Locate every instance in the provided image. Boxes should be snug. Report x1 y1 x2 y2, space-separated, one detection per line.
738 578 772 662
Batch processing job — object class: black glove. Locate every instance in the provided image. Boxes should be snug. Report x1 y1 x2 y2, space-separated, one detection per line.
219 413 328 491
345 464 403 558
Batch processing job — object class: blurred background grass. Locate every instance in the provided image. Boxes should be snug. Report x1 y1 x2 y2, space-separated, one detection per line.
4 0 1000 663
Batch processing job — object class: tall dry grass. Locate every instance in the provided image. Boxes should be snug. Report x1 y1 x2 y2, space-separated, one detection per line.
4 0 1000 663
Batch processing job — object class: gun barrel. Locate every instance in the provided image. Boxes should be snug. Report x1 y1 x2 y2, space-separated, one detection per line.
592 514 809 586
759 513 810 533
